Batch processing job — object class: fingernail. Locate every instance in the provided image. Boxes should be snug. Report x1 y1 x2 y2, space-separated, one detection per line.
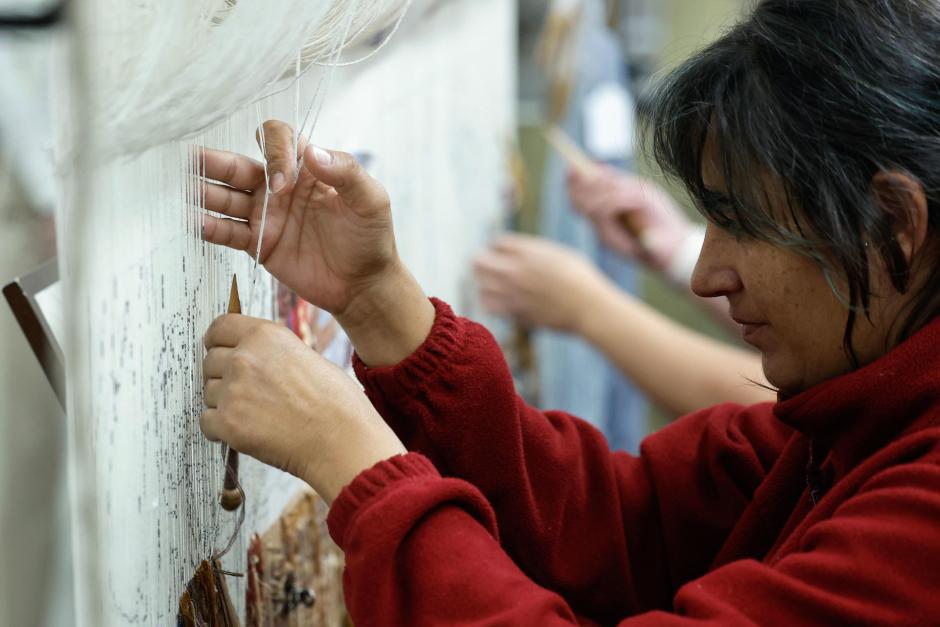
270 172 286 194
313 146 333 165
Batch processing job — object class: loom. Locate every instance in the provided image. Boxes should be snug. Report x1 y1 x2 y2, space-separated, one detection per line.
56 0 515 624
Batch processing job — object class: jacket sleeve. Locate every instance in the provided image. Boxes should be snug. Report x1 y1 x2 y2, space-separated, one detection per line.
352 299 792 620
327 451 940 627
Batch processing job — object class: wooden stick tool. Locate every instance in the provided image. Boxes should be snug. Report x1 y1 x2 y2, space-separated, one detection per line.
220 274 243 512
543 124 653 253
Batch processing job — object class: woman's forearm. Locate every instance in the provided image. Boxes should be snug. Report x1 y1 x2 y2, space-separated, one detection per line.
574 279 773 416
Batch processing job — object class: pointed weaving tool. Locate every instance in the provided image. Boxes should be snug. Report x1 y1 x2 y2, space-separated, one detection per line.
220 274 243 512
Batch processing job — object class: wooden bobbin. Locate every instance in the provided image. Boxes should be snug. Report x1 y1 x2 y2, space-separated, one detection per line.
220 275 243 512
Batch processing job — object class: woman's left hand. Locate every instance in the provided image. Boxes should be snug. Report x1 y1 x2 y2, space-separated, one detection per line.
201 314 406 504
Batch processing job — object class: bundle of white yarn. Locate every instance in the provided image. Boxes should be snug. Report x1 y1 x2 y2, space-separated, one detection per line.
82 0 410 158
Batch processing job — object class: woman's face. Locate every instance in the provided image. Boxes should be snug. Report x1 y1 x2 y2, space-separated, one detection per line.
692 225 862 395
690 158 908 396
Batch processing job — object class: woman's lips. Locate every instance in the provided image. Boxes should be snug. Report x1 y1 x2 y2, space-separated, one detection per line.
731 315 768 344
739 322 767 344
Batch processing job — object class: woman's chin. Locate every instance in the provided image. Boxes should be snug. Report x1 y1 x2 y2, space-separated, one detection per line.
760 353 804 398
761 353 846 398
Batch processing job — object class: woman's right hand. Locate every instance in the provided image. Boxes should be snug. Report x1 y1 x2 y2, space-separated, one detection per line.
567 166 691 272
202 120 434 367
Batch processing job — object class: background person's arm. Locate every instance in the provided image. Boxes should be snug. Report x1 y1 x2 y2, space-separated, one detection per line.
475 235 772 416
576 270 772 415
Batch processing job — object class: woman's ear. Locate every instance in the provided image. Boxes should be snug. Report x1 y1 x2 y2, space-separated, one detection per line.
871 171 929 266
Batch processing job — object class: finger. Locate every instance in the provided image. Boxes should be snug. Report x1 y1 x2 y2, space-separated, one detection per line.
200 409 223 442
256 120 296 195
574 171 626 209
204 313 261 350
479 289 515 316
473 253 518 279
566 166 586 187
583 192 630 219
292 164 327 209
490 233 539 255
568 189 588 214
476 270 515 294
296 133 310 158
596 216 640 257
204 378 223 408
203 181 254 219
300 144 387 211
203 346 234 381
202 215 252 252
475 273 515 296
199 148 265 191
596 163 622 179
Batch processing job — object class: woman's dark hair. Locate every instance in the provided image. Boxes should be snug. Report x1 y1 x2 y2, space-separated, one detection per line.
638 0 940 361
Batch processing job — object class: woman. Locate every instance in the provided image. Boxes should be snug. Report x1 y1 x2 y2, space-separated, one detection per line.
199 1 940 623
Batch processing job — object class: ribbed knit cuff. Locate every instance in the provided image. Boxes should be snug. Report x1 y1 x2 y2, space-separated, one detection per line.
352 298 461 399
327 452 440 548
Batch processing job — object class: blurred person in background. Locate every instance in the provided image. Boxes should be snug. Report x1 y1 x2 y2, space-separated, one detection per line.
513 0 772 442
475 162 772 416
474 242 771 416
524 0 650 452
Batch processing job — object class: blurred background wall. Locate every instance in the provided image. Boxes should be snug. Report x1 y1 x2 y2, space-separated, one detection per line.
0 28 71 627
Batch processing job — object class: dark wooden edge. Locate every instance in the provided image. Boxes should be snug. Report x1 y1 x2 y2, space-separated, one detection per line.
3 258 65 409
0 0 65 28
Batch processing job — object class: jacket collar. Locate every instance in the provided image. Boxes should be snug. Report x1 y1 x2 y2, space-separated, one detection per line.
773 315 940 477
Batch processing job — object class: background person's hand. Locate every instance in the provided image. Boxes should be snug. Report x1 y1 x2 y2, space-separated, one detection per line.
201 313 406 504
474 234 612 333
200 120 399 318
567 166 691 272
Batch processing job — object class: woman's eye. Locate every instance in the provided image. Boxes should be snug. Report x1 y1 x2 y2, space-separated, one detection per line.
699 191 758 242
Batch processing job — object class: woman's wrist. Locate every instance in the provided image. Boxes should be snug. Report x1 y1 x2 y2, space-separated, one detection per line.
307 426 408 506
336 261 436 367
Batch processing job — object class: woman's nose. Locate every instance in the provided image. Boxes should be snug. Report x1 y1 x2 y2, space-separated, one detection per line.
690 224 744 298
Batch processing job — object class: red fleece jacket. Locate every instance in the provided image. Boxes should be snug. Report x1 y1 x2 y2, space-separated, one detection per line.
326 300 940 626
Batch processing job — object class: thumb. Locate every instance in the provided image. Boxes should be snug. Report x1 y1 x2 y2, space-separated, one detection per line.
566 166 582 185
302 144 388 211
